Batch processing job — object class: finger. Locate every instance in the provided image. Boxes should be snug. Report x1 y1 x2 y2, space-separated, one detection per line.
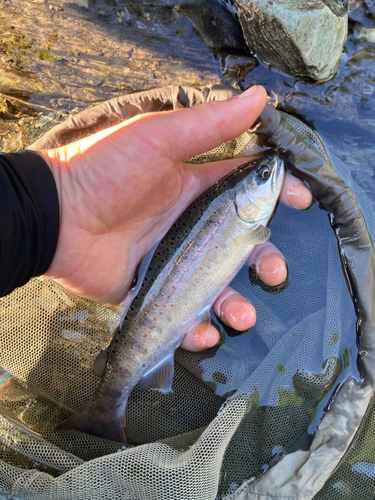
212 287 256 331
280 171 313 210
247 242 287 287
137 86 268 163
181 321 220 352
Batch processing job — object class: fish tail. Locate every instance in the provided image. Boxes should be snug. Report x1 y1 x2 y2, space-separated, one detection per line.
55 402 127 443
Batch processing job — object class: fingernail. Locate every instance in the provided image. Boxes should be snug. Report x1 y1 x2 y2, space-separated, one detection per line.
237 86 259 99
286 183 310 209
220 294 256 330
255 256 286 277
303 197 316 211
255 253 287 286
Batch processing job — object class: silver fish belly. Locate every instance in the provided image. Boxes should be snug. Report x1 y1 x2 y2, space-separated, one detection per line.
56 151 285 442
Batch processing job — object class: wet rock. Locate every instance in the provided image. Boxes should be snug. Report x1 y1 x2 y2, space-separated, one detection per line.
180 0 248 54
222 55 258 88
234 0 348 83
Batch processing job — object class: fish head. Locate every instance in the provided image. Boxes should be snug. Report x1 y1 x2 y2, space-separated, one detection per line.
235 151 285 224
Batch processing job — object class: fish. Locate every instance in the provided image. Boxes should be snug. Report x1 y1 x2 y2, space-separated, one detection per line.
55 150 285 443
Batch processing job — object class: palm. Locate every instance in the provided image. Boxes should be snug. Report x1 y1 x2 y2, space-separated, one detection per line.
52 128 204 303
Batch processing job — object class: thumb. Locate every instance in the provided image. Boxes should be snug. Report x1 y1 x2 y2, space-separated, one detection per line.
133 85 268 163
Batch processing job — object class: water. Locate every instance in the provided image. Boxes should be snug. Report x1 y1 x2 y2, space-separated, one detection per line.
1 2 373 197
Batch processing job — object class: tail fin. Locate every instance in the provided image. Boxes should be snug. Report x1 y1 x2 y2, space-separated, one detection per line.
55 403 127 443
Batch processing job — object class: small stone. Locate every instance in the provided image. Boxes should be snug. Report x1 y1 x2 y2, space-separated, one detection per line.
38 116 49 128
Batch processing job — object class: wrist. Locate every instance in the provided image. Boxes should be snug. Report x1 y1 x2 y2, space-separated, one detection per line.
35 148 63 219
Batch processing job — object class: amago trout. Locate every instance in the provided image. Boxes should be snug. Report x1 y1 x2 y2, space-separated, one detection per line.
56 151 285 442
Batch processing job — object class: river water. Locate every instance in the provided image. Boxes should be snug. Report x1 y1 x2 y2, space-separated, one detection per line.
0 0 374 195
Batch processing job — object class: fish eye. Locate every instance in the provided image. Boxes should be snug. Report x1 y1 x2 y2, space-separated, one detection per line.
256 164 271 180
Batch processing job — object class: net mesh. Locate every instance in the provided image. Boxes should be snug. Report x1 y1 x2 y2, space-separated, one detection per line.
0 111 374 499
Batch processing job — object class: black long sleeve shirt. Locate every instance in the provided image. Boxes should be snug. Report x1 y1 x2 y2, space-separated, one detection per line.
0 151 60 297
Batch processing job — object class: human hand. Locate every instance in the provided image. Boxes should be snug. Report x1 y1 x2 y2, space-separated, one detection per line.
37 85 312 352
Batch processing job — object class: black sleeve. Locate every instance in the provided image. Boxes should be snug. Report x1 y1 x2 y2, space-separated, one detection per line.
0 150 60 297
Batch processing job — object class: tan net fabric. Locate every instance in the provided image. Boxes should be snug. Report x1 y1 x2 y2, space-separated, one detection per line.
186 131 265 164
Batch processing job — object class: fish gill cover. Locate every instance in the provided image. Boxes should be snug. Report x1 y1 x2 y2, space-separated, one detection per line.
0 85 374 500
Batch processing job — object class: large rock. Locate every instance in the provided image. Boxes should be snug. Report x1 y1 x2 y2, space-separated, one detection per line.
180 0 249 54
234 0 348 83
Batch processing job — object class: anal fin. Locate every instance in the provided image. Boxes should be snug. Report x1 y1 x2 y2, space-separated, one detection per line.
93 349 108 377
137 354 175 394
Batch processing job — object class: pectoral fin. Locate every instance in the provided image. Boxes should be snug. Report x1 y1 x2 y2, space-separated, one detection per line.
137 354 175 394
243 225 271 245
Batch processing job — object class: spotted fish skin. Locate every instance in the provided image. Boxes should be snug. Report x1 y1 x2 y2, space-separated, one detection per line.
56 151 284 443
